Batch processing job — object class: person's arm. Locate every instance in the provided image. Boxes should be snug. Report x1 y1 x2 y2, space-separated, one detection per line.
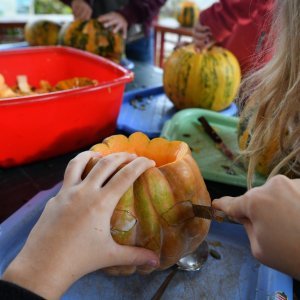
117 0 167 28
199 0 271 45
61 0 92 20
1 151 158 300
98 0 166 38
212 175 300 280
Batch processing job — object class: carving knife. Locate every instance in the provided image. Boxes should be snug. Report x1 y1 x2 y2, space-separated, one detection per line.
192 204 239 224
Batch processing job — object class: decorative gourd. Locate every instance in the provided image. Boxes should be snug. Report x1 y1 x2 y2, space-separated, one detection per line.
177 1 199 27
163 44 241 111
83 132 211 275
24 20 61 46
59 19 124 63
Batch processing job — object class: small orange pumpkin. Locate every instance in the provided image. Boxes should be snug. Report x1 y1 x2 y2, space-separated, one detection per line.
84 132 211 275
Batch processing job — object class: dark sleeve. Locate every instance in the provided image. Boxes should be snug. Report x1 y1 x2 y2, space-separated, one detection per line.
59 0 91 7
60 0 72 6
200 0 272 43
117 0 167 27
0 280 45 300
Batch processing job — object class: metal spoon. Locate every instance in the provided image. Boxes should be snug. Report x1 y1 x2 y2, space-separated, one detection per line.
151 240 209 300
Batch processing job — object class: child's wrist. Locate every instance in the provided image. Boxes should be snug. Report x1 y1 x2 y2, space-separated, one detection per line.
2 254 70 300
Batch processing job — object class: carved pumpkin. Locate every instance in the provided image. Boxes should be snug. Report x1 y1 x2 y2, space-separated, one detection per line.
84 132 211 275
163 44 241 111
24 20 61 46
177 1 199 28
59 19 124 63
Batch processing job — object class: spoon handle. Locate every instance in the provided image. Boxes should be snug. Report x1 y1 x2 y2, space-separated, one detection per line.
151 268 178 300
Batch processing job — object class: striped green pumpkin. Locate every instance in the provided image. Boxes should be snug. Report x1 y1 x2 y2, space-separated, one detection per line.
163 44 241 111
25 20 61 46
177 1 199 28
59 19 124 63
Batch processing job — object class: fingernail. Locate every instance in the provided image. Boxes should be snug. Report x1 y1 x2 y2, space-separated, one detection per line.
147 259 159 267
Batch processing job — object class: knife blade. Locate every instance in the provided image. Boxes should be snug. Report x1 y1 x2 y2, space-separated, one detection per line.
197 116 246 171
192 204 239 224
198 116 235 161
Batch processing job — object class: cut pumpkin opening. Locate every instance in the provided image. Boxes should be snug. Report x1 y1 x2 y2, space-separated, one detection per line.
91 132 190 167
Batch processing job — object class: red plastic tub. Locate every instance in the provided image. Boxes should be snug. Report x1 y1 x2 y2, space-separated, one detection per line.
0 46 133 167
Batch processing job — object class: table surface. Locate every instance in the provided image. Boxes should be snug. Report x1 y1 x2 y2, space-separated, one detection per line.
0 57 246 224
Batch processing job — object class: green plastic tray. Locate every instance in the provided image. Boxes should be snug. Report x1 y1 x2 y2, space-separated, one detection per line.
161 109 266 188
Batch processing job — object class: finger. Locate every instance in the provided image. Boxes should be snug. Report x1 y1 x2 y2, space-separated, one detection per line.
100 157 155 215
113 23 124 34
194 25 211 34
204 40 216 50
112 244 159 268
193 32 212 41
98 14 112 23
174 42 191 50
85 152 138 188
82 10 91 20
194 41 206 51
103 20 118 28
212 195 249 222
62 151 101 189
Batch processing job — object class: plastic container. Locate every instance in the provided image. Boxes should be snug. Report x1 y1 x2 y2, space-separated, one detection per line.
161 108 266 188
117 86 238 138
0 46 133 167
0 183 293 300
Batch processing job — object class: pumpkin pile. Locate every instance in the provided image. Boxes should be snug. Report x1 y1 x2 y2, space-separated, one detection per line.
163 44 241 111
177 1 199 28
24 19 124 63
84 132 211 275
0 73 98 99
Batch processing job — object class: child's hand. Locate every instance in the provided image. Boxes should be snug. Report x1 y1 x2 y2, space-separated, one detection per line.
71 0 92 20
193 22 215 50
3 151 158 299
213 175 300 280
98 12 128 38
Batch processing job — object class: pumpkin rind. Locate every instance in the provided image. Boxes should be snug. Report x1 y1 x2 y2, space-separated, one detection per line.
59 19 124 63
163 45 241 111
177 1 199 27
85 132 211 275
25 20 61 46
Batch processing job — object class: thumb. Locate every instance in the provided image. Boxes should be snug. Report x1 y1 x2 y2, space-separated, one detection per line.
114 244 159 268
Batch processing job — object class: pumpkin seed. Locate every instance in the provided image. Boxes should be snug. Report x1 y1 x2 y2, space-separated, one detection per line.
209 249 221 260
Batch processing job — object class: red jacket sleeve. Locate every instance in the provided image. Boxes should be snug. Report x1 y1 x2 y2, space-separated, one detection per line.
117 0 167 28
200 0 273 43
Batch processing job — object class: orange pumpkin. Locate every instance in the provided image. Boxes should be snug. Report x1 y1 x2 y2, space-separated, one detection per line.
24 20 61 46
84 132 211 275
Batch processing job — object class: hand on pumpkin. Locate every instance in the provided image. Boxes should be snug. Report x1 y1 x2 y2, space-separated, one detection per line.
98 12 128 38
71 0 92 20
193 22 215 51
212 175 300 280
2 151 158 299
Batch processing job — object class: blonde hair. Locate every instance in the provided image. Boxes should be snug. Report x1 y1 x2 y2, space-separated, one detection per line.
239 0 300 187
